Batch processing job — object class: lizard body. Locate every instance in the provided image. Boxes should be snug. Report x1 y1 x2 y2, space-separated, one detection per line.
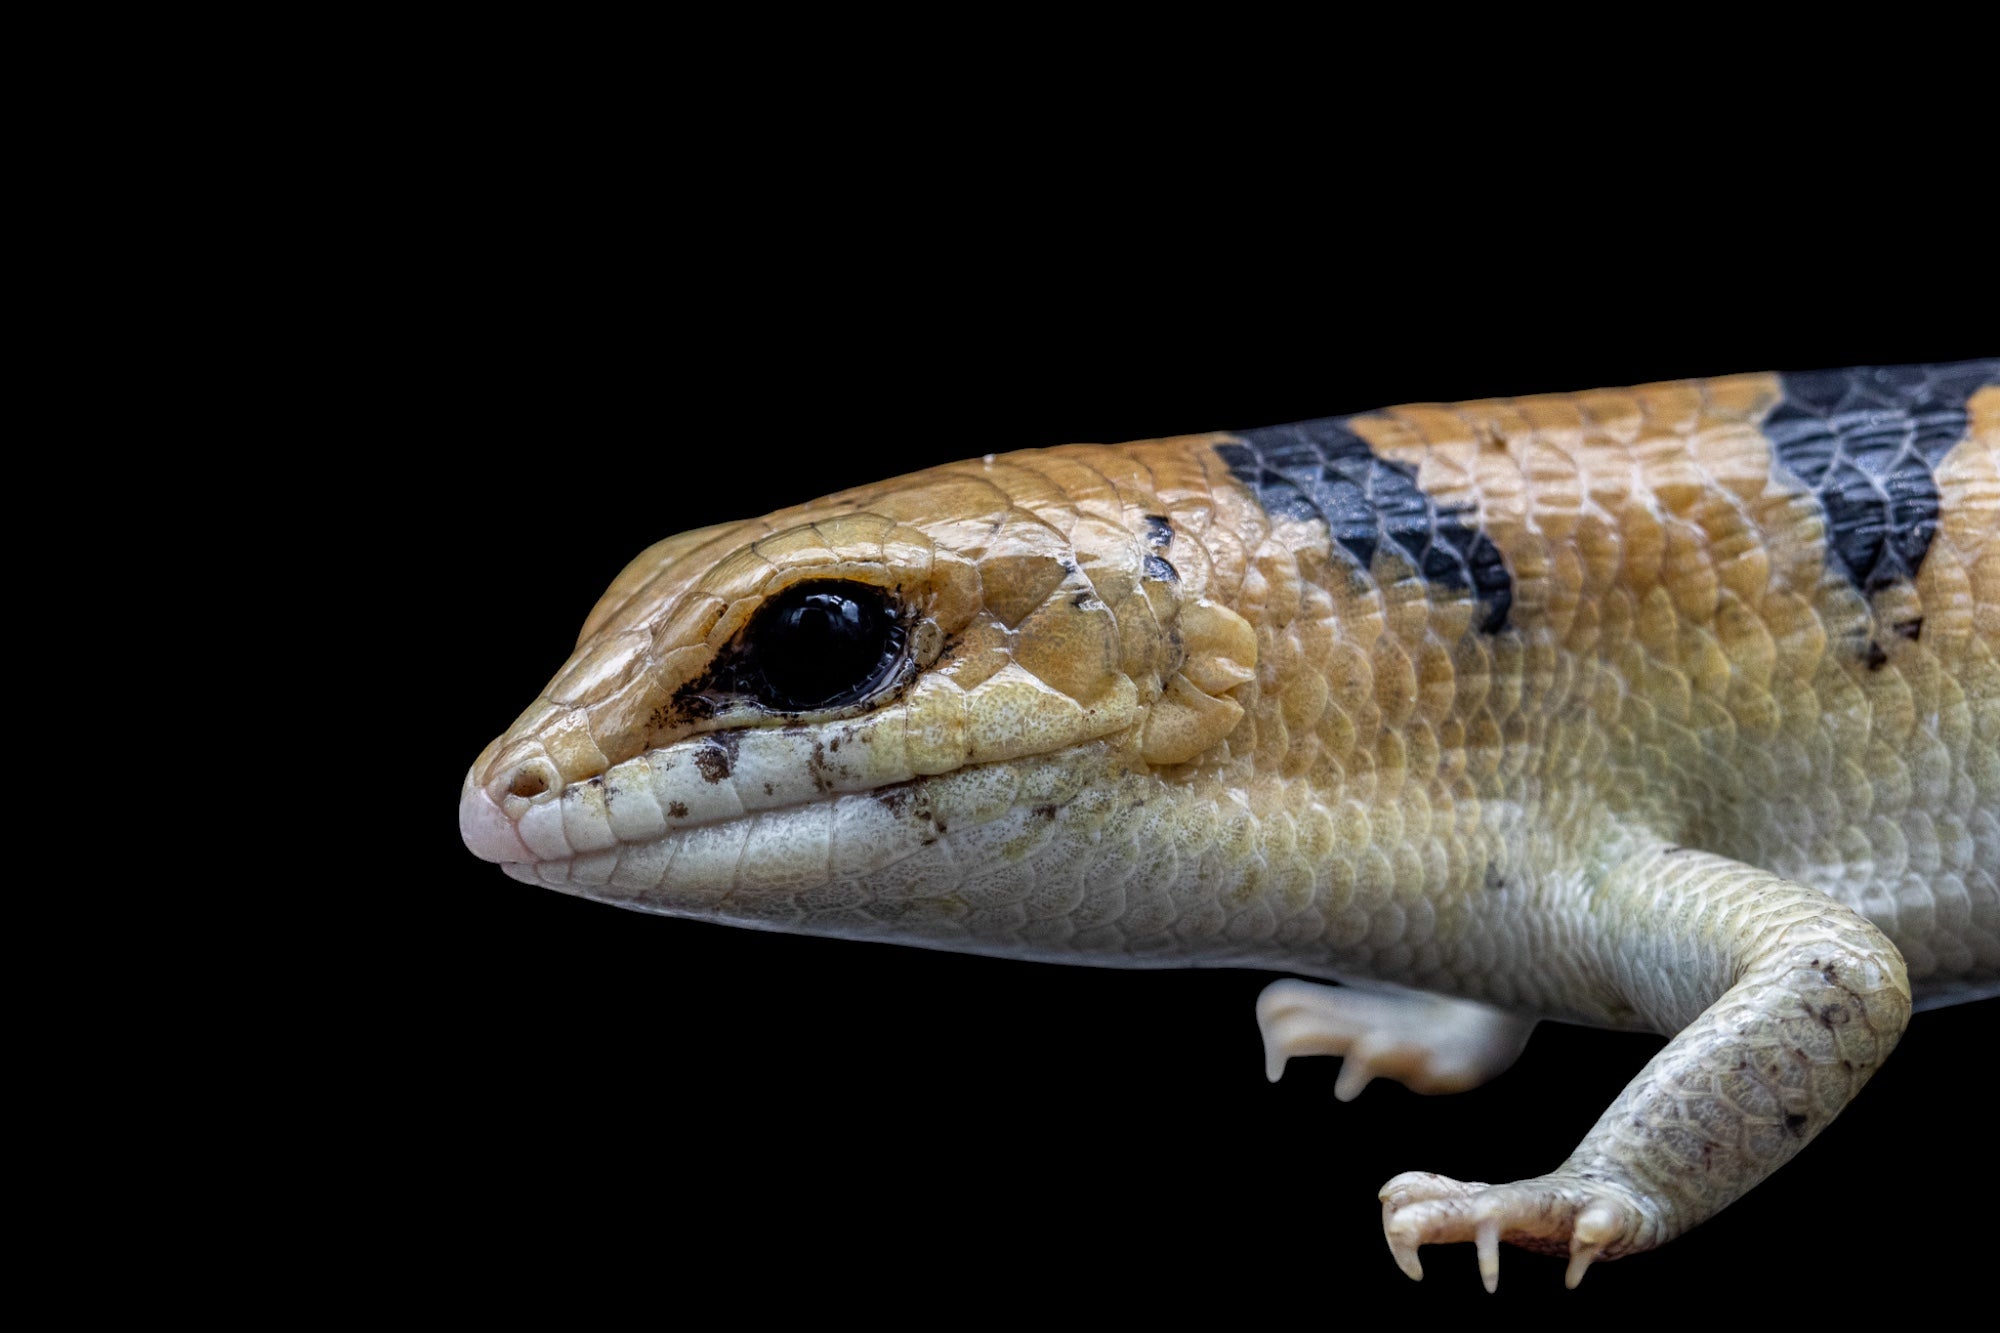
460 363 1998 1286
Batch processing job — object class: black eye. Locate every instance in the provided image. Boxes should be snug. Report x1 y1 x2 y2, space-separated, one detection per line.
727 582 907 712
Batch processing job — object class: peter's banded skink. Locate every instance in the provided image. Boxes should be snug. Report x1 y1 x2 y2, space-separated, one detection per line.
460 363 1998 1288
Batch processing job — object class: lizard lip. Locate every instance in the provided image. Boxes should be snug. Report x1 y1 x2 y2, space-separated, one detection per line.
458 767 533 864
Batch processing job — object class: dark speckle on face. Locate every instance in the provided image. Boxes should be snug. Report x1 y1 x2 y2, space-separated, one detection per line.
694 743 733 784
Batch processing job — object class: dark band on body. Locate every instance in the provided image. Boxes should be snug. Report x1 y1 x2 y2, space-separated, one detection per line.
1216 418 1512 634
1762 360 1998 593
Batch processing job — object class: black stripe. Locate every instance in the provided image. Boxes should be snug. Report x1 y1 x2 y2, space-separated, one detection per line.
1216 418 1512 634
1763 360 1997 593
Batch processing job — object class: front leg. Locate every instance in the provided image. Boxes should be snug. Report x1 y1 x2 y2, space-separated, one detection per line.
1381 837 1911 1290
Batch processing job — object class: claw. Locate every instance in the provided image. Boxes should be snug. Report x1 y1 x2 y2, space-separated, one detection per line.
1386 1223 1425 1282
1475 1215 1502 1293
1565 1199 1619 1288
1332 1038 1379 1101
1263 1044 1288 1082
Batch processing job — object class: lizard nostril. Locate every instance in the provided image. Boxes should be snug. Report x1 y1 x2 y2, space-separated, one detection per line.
504 757 560 802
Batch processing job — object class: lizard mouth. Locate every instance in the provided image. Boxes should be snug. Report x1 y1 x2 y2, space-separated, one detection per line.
458 729 1122 932
460 728 1295 973
490 790 916 917
459 734 908 897
460 721 899 872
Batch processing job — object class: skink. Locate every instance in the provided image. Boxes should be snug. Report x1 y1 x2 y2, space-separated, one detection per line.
461 363 1998 1288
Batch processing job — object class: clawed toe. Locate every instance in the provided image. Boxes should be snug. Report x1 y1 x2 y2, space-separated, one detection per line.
1379 1171 1645 1291
1255 980 1534 1098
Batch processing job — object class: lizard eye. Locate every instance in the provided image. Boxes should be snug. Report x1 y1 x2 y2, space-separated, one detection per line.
728 581 908 713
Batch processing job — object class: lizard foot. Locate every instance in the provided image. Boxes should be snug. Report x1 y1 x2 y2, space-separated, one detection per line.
1255 979 1535 1100
1379 1171 1648 1292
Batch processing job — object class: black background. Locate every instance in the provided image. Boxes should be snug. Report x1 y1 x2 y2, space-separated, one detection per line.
368 130 1995 1317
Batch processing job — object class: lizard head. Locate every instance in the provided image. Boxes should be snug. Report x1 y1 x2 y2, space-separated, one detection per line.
459 442 1265 962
